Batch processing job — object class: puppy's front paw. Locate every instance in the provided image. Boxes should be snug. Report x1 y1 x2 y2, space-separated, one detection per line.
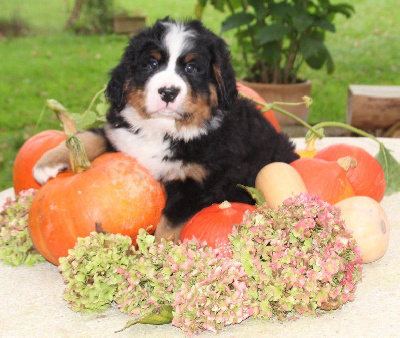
33 162 69 185
154 215 184 244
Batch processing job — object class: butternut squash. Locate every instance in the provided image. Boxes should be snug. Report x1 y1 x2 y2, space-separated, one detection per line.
335 196 390 263
255 162 307 209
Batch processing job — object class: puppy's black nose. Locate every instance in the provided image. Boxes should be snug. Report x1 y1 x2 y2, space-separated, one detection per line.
158 86 180 103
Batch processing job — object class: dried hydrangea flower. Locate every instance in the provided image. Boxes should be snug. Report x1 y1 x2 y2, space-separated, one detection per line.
116 230 254 335
0 189 45 266
230 193 363 319
58 231 136 313
170 239 254 335
115 228 176 316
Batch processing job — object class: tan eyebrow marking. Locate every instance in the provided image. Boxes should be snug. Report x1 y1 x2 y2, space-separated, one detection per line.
150 51 162 60
184 53 196 63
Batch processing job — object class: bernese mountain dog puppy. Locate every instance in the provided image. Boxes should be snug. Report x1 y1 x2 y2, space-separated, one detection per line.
33 18 299 241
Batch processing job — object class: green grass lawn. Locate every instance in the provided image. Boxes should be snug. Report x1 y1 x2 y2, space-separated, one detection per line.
0 0 398 190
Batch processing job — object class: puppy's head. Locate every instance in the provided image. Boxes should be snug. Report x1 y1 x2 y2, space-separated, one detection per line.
106 18 237 140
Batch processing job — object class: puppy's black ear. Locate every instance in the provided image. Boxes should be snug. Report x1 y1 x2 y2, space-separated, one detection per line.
106 61 129 111
210 36 238 110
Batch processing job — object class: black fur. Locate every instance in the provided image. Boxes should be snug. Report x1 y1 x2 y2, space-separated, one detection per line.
104 18 299 230
162 97 298 224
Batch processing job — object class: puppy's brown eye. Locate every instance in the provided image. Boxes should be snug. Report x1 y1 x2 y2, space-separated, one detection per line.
148 58 159 70
185 63 196 74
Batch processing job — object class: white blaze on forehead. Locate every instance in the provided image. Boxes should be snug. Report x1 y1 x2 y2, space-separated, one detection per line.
162 21 195 70
144 22 195 114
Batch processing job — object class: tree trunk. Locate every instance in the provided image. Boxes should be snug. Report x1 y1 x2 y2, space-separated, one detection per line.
66 0 86 28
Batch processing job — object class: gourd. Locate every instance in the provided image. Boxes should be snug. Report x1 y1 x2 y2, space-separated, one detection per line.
13 130 66 194
28 136 166 265
255 162 307 209
295 137 318 158
180 201 256 257
335 196 390 263
315 143 386 201
290 157 355 205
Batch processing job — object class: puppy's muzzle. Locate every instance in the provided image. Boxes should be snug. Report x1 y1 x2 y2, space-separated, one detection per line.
158 86 180 103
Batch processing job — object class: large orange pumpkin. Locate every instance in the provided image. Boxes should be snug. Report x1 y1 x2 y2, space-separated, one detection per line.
28 151 166 265
314 143 386 202
290 157 355 205
180 201 257 257
236 82 281 132
13 130 66 194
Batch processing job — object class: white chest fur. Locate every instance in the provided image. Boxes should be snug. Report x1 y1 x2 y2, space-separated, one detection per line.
105 123 184 181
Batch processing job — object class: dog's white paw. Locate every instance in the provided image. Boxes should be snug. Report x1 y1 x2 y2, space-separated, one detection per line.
33 163 68 185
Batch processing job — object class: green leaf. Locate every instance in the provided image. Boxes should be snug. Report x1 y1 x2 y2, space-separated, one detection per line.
212 0 226 12
249 0 265 19
95 102 109 117
375 145 400 196
256 23 291 45
292 11 313 32
229 0 243 11
260 41 281 64
116 305 173 333
269 3 296 18
237 184 265 206
328 3 355 18
70 111 98 130
300 36 328 69
314 18 336 32
221 12 255 32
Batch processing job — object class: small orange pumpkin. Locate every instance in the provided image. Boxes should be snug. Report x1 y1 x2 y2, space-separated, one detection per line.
236 82 281 132
180 201 257 257
290 157 355 205
28 141 166 265
13 130 66 194
314 143 386 202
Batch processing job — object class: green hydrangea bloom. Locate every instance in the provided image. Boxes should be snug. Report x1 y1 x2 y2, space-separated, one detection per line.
58 231 136 313
0 189 45 267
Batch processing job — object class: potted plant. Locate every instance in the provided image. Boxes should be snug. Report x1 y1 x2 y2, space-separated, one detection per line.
196 0 354 125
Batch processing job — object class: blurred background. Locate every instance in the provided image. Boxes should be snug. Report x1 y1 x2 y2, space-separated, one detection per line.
0 0 398 190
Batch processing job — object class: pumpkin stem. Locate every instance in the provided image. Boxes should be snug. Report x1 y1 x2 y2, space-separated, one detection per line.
66 134 92 174
46 99 78 134
219 201 232 209
337 156 357 171
95 222 109 234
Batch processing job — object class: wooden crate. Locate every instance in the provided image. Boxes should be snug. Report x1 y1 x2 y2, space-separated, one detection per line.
347 85 400 130
113 15 146 35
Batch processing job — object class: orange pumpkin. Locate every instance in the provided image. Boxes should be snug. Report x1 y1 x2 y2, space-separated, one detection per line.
290 157 355 205
236 82 281 132
314 143 386 202
13 130 66 194
180 201 257 257
28 151 166 265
